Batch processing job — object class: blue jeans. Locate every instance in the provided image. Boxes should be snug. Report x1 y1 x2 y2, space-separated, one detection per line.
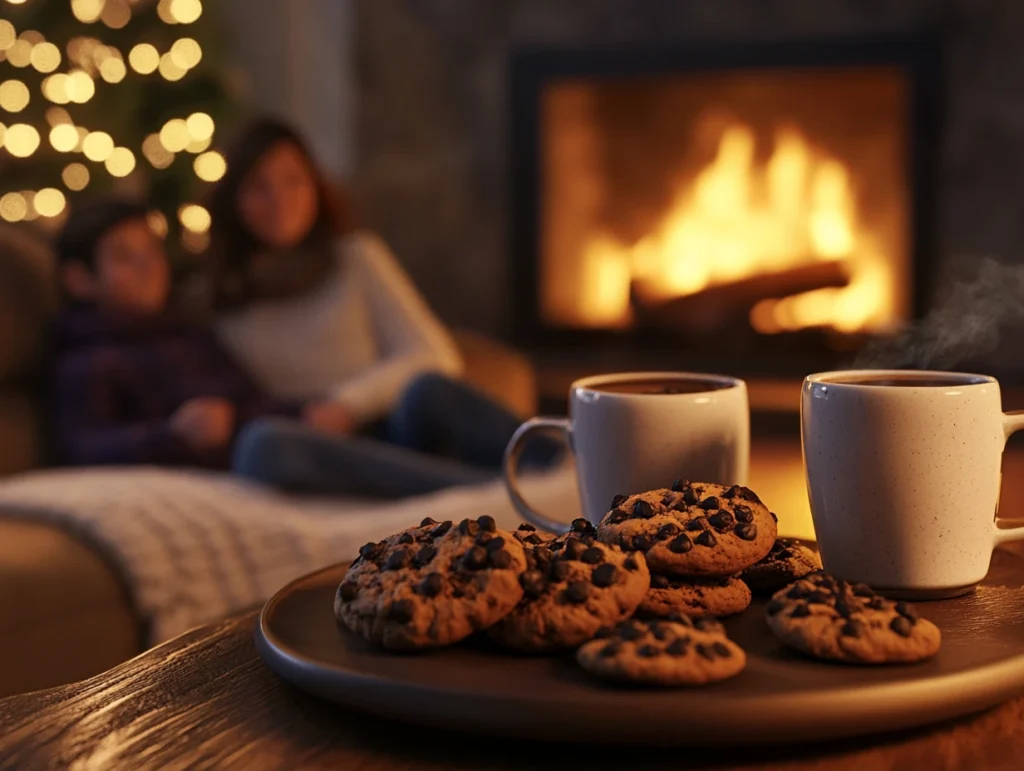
233 374 558 497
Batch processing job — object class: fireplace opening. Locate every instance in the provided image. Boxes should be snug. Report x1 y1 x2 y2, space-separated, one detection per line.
510 38 940 375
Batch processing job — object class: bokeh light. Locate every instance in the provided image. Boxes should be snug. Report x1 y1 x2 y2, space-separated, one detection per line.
185 111 213 141
71 0 104 24
0 80 29 112
49 124 79 152
82 130 114 161
99 57 126 83
170 38 201 69
158 52 186 81
4 123 40 157
156 0 176 24
6 39 31 68
0 21 15 51
34 188 66 218
74 126 88 151
105 147 136 177
128 43 159 74
101 0 132 29
147 210 168 238
21 191 38 222
0 122 6 149
169 0 203 24
159 118 190 152
46 107 72 125
182 229 210 253
30 42 60 73
193 150 226 182
142 133 174 169
178 203 210 233
0 192 27 222
62 162 90 191
67 70 95 103
19 30 43 45
42 74 71 104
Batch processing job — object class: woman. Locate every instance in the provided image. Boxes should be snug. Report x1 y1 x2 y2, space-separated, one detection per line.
207 118 554 496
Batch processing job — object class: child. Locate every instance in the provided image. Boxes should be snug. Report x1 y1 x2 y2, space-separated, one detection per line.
51 198 350 468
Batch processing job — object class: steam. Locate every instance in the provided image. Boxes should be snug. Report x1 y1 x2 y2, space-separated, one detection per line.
852 256 1024 370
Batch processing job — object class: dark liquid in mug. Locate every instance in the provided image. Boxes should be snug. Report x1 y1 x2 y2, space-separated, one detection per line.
591 379 733 395
826 373 989 388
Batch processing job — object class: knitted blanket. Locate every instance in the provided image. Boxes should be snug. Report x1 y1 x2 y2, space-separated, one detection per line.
0 467 578 643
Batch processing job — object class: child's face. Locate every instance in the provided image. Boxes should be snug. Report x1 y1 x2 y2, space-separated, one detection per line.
236 140 320 251
86 219 169 314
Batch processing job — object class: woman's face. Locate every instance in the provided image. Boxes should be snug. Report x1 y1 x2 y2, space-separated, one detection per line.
236 140 320 250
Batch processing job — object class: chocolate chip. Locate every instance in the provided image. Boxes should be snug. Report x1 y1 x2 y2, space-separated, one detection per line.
623 554 640 571
611 494 628 508
766 599 785 616
430 521 453 538
770 511 778 522
834 602 853 619
806 590 831 605
594 625 615 639
631 534 653 552
572 517 596 535
841 618 864 637
694 618 722 632
671 479 689 493
476 531 494 546
485 536 506 553
565 581 590 603
695 530 717 547
419 517 437 527
418 573 443 597
398 532 414 544
696 643 715 660
591 563 618 587
789 602 811 618
890 616 914 637
650 622 671 641
895 602 919 621
461 546 488 570
712 641 732 658
722 485 742 499
733 505 754 523
632 500 656 519
563 539 587 561
384 549 409 571
683 487 699 505
665 638 690 656
618 621 645 640
517 522 537 532
489 549 513 569
520 569 546 597
550 560 570 582
601 641 623 657
522 534 544 545
637 644 660 658
581 547 605 565
650 574 671 589
708 510 735 531
788 583 812 599
669 534 693 554
389 599 415 623
414 545 437 567
700 496 720 511
339 582 358 601
656 523 679 540
458 519 479 536
867 597 887 611
735 523 758 541
533 547 554 564
358 542 379 561
661 494 675 507
738 486 762 503
604 508 630 525
686 518 707 532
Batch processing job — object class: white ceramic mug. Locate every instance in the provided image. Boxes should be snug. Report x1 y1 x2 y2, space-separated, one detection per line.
802 370 1024 598
503 372 749 533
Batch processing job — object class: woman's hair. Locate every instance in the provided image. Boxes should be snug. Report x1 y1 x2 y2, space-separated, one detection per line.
205 116 354 309
55 197 150 270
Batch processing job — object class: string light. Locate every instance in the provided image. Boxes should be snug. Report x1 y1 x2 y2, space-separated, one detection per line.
74 126 88 151
99 57 126 83
147 210 168 238
67 70 95 103
5 0 29 5
0 192 27 222
142 133 174 169
178 203 210 233
0 21 15 51
158 52 186 81
193 150 225 182
128 43 159 74
30 42 61 73
62 162 90 191
185 136 211 153
71 0 104 24
6 39 31 67
169 0 203 24
82 130 114 161
34 188 66 218
21 192 38 222
101 0 132 29
42 74 71 104
0 122 6 149
159 118 190 152
170 38 201 69
4 123 40 157
105 147 136 177
49 124 79 152
0 80 29 112
185 111 213 141
46 107 72 126
19 30 44 45
156 0 176 24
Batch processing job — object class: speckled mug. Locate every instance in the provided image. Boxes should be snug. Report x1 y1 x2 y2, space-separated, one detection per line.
802 370 1024 598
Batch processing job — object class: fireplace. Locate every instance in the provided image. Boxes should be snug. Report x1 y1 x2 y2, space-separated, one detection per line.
510 36 941 374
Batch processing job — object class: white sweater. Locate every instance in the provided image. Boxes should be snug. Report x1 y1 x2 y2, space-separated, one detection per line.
215 232 464 423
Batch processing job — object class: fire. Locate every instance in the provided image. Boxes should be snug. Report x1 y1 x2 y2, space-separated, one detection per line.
572 122 897 334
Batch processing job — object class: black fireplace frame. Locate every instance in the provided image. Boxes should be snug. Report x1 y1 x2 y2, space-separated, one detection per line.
507 34 943 370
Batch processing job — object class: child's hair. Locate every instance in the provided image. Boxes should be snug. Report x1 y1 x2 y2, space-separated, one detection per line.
205 116 354 310
55 197 150 270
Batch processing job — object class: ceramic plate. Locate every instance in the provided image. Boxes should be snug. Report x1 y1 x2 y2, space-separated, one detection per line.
255 547 1024 745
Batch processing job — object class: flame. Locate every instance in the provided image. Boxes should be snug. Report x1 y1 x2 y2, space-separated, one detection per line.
570 122 897 333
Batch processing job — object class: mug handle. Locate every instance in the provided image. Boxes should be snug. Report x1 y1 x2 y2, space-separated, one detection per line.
503 417 572 534
995 411 1024 545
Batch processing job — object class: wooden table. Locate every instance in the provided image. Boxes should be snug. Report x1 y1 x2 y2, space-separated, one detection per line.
5 439 1024 770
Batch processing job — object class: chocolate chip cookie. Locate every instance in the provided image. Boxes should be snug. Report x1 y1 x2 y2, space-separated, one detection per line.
335 516 528 650
489 520 650 652
637 574 751 619
576 617 746 686
596 481 777 577
765 572 942 664
739 538 822 595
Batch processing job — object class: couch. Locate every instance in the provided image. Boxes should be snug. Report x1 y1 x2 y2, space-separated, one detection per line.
0 225 539 697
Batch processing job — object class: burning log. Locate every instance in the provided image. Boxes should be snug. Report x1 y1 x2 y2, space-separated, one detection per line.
631 260 851 334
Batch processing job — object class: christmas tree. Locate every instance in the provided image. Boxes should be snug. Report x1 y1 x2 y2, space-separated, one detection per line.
0 0 235 254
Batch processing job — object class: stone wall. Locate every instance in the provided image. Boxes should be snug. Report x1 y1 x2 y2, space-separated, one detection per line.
353 0 1024 354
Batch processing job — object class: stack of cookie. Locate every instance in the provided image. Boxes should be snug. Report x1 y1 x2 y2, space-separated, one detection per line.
595 480 778 620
